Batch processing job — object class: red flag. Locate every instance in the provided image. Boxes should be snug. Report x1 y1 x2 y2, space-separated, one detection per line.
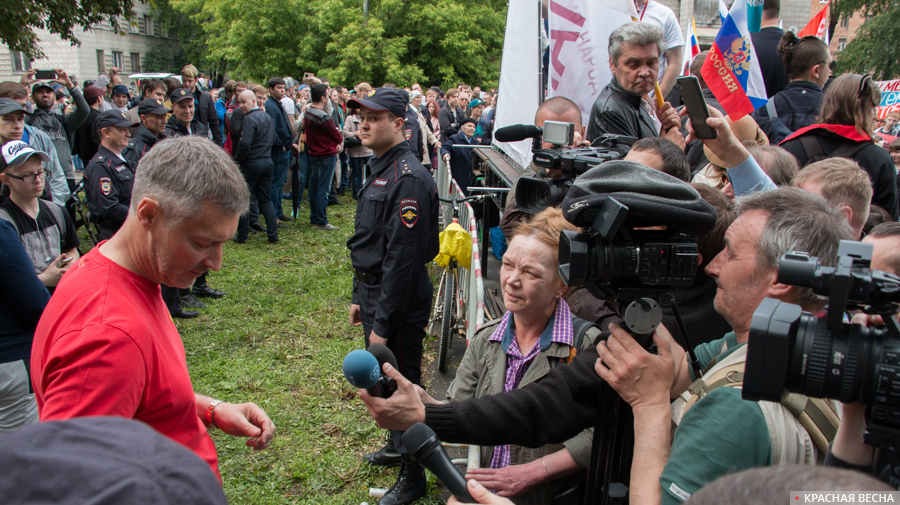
799 2 829 39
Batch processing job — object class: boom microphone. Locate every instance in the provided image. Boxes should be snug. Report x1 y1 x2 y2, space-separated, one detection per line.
402 423 475 502
494 124 542 143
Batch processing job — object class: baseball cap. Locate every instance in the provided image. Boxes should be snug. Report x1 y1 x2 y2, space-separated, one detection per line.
138 98 172 116
95 109 140 130
112 84 130 96
170 88 194 103
83 86 106 104
32 82 54 93
1 140 50 168
347 88 407 118
469 98 483 109
0 98 30 116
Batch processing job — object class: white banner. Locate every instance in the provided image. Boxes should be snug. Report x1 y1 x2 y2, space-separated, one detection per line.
546 0 636 128
492 0 543 170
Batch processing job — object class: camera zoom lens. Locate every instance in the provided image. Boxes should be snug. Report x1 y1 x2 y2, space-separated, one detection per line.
791 314 872 403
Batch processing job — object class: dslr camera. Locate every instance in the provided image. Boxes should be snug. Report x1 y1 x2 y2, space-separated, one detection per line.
510 121 635 213
744 240 900 450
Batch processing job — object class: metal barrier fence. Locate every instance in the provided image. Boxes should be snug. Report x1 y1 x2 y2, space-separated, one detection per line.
433 157 485 343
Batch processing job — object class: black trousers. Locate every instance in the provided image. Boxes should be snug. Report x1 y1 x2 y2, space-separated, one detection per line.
237 163 278 241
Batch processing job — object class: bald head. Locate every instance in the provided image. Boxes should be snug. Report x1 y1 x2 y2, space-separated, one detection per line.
238 90 257 114
534 96 585 149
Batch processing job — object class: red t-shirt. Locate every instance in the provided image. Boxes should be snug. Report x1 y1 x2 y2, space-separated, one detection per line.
31 244 220 479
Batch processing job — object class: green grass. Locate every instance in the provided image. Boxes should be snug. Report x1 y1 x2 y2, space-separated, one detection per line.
81 197 447 504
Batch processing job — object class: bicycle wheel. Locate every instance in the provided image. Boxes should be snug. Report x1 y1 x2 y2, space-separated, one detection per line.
438 268 456 373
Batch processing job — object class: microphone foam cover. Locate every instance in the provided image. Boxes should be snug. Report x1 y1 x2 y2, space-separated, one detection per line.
367 343 399 370
342 350 380 389
402 422 441 459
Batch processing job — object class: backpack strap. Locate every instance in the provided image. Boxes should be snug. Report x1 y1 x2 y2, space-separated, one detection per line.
550 317 601 367
765 100 778 119
799 134 827 163
830 140 871 160
0 207 18 234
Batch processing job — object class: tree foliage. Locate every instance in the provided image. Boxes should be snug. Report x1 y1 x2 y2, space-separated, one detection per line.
0 0 136 60
831 0 900 79
169 0 506 88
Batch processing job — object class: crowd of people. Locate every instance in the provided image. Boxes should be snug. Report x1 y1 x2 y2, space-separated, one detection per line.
2 0 900 502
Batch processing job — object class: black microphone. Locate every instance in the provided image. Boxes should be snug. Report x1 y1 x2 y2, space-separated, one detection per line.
402 423 475 502
366 343 398 398
494 124 542 142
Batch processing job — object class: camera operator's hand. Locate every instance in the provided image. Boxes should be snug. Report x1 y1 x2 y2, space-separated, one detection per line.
681 107 750 169
595 323 676 409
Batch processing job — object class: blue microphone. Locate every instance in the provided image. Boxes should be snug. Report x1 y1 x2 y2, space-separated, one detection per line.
342 349 397 398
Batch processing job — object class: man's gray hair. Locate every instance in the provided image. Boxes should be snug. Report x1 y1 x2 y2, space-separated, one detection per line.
736 187 853 309
609 22 665 65
131 136 250 224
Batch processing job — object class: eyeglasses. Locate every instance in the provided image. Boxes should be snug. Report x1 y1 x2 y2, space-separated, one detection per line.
5 170 49 183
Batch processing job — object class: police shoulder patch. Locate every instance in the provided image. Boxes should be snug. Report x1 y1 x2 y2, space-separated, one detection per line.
399 198 419 228
404 128 412 140
99 177 112 196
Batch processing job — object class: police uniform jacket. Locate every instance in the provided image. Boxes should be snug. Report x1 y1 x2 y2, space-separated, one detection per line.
84 144 135 239
347 142 439 340
123 125 166 168
164 116 210 139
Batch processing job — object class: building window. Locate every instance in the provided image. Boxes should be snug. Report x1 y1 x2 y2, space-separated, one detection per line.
97 50 106 73
839 15 849 27
143 16 152 35
131 53 141 73
112 51 124 69
838 38 847 51
10 50 31 73
153 20 162 37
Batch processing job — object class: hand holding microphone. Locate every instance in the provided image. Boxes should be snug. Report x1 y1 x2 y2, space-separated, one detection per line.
342 344 398 399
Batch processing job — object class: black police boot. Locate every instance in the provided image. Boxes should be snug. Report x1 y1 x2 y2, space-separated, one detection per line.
378 457 427 505
170 305 199 319
363 432 402 468
179 288 206 309
193 281 225 299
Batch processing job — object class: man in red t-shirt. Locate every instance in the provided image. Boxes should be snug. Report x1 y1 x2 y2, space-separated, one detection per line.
31 136 275 481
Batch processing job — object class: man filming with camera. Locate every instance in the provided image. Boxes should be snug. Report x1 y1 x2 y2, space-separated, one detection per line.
360 112 854 504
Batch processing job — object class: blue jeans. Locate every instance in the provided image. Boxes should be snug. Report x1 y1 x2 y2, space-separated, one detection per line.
309 154 337 226
292 151 311 216
349 155 371 198
339 151 350 191
270 149 291 217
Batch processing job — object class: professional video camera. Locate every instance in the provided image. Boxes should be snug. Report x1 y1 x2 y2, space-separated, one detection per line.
744 240 900 485
494 122 635 213
559 160 718 505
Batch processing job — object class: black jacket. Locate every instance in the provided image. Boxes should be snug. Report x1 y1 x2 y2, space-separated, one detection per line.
265 97 293 150
26 86 89 179
123 125 166 168
587 76 657 142
164 116 210 139
72 107 100 165
234 108 275 169
84 144 135 239
191 88 222 145
751 27 788 98
404 107 424 161
781 125 899 218
440 131 475 196
751 80 823 145
438 106 466 143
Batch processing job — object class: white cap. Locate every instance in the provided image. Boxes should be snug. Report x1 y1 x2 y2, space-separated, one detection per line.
1 141 50 168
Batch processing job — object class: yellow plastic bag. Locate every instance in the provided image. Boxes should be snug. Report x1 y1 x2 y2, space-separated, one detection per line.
434 222 472 269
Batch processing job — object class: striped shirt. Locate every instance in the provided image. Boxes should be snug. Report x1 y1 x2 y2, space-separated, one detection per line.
487 299 574 469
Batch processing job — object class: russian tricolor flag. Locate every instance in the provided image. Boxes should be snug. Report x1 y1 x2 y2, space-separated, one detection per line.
681 18 701 75
701 0 768 120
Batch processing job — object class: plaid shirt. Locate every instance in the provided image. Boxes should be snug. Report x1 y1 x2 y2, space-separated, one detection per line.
487 299 574 469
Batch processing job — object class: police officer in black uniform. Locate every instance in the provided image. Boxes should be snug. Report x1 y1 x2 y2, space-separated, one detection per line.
397 90 424 164
123 98 170 169
346 88 438 505
84 110 139 241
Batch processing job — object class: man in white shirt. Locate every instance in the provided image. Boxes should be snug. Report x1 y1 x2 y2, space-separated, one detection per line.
635 0 684 97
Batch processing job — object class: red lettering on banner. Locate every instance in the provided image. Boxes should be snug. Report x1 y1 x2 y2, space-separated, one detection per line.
550 30 580 76
550 1 586 27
